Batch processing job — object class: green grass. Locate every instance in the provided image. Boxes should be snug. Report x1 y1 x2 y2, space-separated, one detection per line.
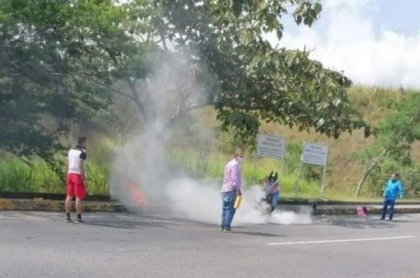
0 157 109 195
2 86 420 199
169 148 330 198
0 149 416 200
0 148 326 198
0 158 62 193
85 162 109 195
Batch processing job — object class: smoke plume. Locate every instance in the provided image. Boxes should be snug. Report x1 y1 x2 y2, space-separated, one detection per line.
110 53 312 226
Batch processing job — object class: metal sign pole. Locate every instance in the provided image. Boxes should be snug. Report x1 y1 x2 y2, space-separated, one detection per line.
279 159 285 182
279 139 287 182
251 134 259 185
320 147 329 196
294 159 304 197
294 141 306 197
320 165 327 195
251 153 258 184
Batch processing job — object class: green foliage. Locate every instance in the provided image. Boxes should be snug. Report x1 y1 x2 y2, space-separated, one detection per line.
0 158 62 192
365 157 420 198
358 92 420 160
1 0 367 164
377 93 420 154
354 92 420 197
86 162 109 195
149 0 366 140
0 0 114 163
0 0 370 198
168 146 320 196
0 157 109 194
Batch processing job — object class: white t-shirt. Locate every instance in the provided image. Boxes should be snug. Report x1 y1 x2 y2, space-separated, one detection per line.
67 147 87 175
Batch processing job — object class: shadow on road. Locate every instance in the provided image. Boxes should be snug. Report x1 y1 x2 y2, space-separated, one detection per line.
83 220 170 229
315 215 419 229
231 230 284 237
0 211 179 229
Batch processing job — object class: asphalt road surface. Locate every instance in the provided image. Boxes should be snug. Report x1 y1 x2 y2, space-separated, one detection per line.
1 211 420 278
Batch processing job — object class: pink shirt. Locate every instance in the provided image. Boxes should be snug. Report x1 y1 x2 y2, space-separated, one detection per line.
221 159 242 193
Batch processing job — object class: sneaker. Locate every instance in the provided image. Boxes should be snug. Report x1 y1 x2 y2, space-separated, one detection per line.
223 228 232 233
65 218 72 223
76 219 84 223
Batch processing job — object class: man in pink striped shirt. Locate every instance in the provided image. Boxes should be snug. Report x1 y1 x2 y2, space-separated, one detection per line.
220 148 243 232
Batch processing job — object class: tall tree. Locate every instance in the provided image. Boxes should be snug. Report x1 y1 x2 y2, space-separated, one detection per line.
1 0 367 162
354 93 420 196
125 0 367 141
0 0 117 162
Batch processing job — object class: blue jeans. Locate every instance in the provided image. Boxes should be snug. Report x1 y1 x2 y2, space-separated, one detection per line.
381 199 396 220
221 191 237 230
267 191 279 212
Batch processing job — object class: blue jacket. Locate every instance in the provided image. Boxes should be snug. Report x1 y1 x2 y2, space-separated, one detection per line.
384 179 404 201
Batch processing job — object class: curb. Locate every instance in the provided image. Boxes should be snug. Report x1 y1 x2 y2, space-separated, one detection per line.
2 192 419 206
0 192 111 202
0 199 126 213
2 199 420 216
279 204 420 215
316 206 420 215
280 199 420 206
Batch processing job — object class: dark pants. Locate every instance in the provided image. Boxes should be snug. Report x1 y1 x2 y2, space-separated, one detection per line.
221 191 237 230
381 199 396 220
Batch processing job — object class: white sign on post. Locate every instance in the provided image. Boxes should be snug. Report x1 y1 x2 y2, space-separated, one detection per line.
301 142 328 166
256 134 286 160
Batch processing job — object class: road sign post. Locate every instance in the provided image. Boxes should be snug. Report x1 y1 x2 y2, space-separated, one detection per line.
251 153 258 184
256 134 286 160
253 134 287 184
294 158 304 197
320 161 328 194
295 142 329 196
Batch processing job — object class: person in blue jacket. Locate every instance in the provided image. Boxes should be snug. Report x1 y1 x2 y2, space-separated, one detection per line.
380 173 404 221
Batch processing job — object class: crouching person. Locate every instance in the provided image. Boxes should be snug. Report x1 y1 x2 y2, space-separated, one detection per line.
265 171 280 213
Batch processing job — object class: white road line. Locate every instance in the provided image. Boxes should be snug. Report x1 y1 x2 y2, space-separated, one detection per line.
267 236 415 246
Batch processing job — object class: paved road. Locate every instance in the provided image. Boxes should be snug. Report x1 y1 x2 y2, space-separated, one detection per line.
1 211 420 278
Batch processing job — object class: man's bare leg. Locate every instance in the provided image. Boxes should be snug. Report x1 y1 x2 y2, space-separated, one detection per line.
76 198 83 222
65 196 73 222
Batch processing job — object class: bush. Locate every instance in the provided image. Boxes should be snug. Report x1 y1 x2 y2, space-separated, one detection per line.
0 157 108 194
0 158 62 193
365 156 420 198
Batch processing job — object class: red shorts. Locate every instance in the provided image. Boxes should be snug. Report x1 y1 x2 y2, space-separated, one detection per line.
66 173 86 200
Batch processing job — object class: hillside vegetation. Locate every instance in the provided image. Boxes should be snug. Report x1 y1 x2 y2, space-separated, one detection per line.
2 86 420 200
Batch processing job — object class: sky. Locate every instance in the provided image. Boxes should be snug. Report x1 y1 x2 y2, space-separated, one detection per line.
266 0 420 88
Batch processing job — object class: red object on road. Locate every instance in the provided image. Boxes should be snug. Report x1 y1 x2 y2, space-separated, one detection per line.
356 206 367 217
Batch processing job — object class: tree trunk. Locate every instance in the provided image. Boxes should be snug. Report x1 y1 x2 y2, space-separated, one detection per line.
355 149 389 196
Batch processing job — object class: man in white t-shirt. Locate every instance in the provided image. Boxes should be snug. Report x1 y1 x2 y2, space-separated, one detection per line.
65 137 88 223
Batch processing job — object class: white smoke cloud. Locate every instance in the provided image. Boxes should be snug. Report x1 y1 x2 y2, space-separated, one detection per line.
110 52 312 227
267 0 420 88
166 181 312 226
